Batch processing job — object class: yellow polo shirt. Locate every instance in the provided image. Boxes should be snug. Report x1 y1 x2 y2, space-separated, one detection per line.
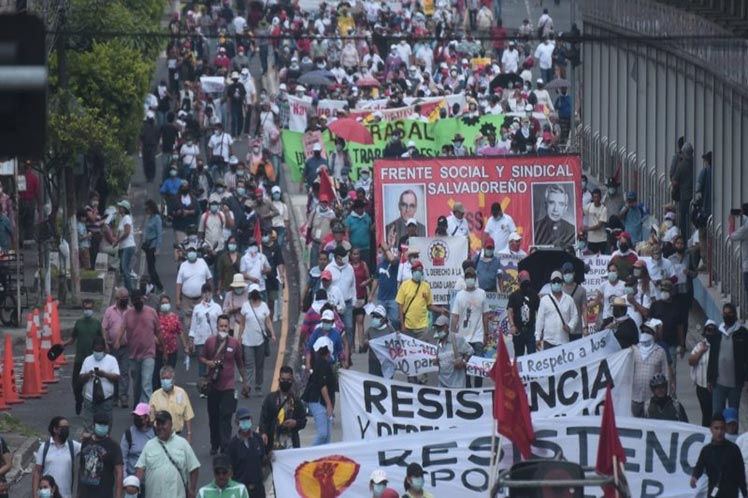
149 386 195 433
396 279 433 330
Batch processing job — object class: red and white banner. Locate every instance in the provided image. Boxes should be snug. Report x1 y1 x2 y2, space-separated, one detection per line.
374 155 583 252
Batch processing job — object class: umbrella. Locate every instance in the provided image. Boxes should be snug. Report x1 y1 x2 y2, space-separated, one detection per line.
517 250 585 293
356 74 380 88
298 70 335 86
47 343 65 361
490 73 524 91
544 78 571 91
328 118 374 144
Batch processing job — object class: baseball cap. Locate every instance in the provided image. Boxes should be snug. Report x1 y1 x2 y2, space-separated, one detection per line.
664 211 676 220
321 310 335 321
518 270 531 282
132 403 150 416
236 407 251 420
370 305 386 317
123 476 141 489
271 185 281 194
509 232 522 241
93 413 110 425
370 469 387 484
321 270 332 281
405 218 418 226
313 336 334 352
550 271 563 282
724 407 738 424
213 454 232 471
626 191 637 201
561 262 574 273
434 315 449 327
659 280 673 290
612 296 627 307
483 236 495 249
410 260 424 270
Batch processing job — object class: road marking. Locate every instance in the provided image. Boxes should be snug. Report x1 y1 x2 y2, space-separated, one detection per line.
270 281 289 392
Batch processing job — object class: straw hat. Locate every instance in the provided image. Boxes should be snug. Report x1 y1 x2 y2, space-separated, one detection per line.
229 274 247 288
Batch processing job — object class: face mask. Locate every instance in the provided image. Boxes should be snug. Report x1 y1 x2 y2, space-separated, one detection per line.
664 220 673 228
272 192 281 200
373 483 386 497
84 309 94 318
551 282 562 293
361 172 369 179
370 317 383 329
319 205 329 213
321 322 333 331
237 170 245 177
125 494 139 498
608 187 617 195
210 204 219 214
563 274 574 284
253 146 261 153
118 298 129 308
724 314 737 326
39 489 52 498
228 243 237 252
576 241 587 251
239 419 252 431
465 278 476 289
484 249 494 258
218 331 228 340
248 246 258 255
618 243 629 252
279 380 293 393
58 426 70 442
94 424 109 437
93 351 105 361
660 291 670 300
216 187 225 194
410 478 424 490
633 269 642 278
412 271 423 282
607 272 618 283
434 330 446 340
187 251 197 262
169 169 178 177
236 187 246 197
624 287 635 295
262 236 270 244
214 130 220 136
582 181 587 189
161 378 174 391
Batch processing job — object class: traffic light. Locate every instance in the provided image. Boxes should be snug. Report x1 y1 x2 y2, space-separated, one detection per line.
0 14 47 158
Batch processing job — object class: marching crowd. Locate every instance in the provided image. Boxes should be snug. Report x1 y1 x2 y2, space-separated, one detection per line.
14 0 748 497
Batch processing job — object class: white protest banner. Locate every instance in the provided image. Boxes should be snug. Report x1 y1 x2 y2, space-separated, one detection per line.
288 95 313 132
581 254 612 294
340 348 633 441
316 99 348 119
408 236 469 305
199 76 225 94
274 417 708 498
369 329 620 381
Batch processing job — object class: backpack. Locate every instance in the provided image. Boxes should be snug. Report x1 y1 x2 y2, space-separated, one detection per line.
41 439 76 494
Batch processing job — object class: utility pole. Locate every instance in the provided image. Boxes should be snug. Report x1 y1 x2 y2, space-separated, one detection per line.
56 0 79 304
569 0 577 146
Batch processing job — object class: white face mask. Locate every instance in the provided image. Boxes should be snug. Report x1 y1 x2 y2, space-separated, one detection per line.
218 331 228 340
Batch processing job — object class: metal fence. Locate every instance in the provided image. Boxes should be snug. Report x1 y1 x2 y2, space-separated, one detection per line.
580 125 747 315
584 0 748 90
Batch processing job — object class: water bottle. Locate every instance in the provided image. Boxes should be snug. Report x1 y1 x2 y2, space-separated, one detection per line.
184 355 190 371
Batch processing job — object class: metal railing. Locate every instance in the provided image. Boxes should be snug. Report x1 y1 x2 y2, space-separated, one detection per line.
584 0 748 90
580 126 748 315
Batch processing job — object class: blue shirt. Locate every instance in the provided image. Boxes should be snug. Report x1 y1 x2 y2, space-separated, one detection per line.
144 215 163 250
77 221 90 249
376 260 399 301
306 327 344 363
304 157 328 188
474 255 501 291
345 212 372 249
623 204 644 244
160 177 182 195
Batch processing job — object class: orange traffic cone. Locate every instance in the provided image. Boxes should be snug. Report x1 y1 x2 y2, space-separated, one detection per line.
3 335 22 404
20 314 43 398
46 296 66 367
39 314 57 384
29 311 46 394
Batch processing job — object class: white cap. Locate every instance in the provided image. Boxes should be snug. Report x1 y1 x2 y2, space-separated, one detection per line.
296 85 306 92
407 140 416 148
146 110 155 119
536 78 544 85
370 469 387 484
509 232 522 241
271 185 281 193
228 155 239 165
524 103 534 112
279 83 287 91
248 283 261 293
313 335 334 352
321 310 335 321
231 71 240 79
405 218 417 226
644 318 663 330
240 67 249 75
123 476 141 489
373 110 384 119
312 143 322 151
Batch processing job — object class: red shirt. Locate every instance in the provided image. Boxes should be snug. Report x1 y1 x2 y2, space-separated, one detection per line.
352 261 369 300
123 306 161 360
491 26 507 50
158 312 183 355
19 170 39 201
200 335 243 391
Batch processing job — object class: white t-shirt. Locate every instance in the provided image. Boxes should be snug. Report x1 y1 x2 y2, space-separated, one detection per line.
272 200 289 228
484 214 516 252
176 259 212 298
208 132 233 162
240 301 270 347
324 262 356 302
189 300 222 345
35 438 82 498
534 42 556 70
240 252 271 292
80 353 120 401
180 143 200 169
597 280 625 319
584 202 608 243
451 288 489 343
117 214 136 249
501 49 519 73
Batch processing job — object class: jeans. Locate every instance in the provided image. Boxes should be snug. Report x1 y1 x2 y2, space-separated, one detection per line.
195 344 207 378
492 0 502 19
541 67 554 84
466 342 484 388
343 300 354 350
712 383 741 415
244 345 266 391
513 331 536 357
271 154 281 185
309 401 332 445
72 362 84 407
111 347 130 403
82 398 114 431
379 299 400 330
130 357 155 405
119 246 136 293
207 389 236 451
243 106 253 136
274 226 286 248
696 385 713 427
144 248 163 290
309 241 321 272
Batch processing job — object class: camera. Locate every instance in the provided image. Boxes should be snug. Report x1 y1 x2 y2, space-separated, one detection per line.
210 360 224 382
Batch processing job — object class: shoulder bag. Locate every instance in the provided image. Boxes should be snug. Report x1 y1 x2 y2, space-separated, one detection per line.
158 439 188 496
401 280 422 327
249 303 271 357
196 338 228 396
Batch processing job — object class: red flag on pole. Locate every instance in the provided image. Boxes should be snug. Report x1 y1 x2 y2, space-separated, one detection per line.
253 216 262 248
318 166 336 204
488 337 534 459
596 384 626 498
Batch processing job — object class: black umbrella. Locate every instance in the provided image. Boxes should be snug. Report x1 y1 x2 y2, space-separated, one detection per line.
298 70 335 86
490 73 524 91
47 343 65 361
518 250 585 293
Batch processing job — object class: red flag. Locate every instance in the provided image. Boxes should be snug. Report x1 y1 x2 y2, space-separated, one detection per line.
596 385 626 498
253 216 262 248
488 337 534 459
318 167 336 204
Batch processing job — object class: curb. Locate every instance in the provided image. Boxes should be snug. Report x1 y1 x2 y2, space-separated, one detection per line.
8 436 39 482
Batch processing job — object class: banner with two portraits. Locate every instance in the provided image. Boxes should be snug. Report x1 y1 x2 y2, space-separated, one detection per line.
373 155 583 253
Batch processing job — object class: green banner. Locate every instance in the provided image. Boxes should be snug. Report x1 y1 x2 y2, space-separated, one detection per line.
282 115 506 182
